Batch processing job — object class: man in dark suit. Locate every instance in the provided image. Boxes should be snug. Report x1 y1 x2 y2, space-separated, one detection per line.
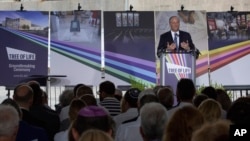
28 81 60 141
13 84 45 128
157 16 196 57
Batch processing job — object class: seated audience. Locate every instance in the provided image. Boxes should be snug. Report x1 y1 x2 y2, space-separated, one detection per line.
226 97 250 125
201 86 227 118
80 94 97 106
57 89 75 131
59 83 85 126
191 119 231 141
0 104 19 141
79 129 114 141
157 87 174 110
2 98 49 141
167 78 196 118
115 91 159 141
113 88 141 128
75 85 94 98
55 89 74 114
153 85 165 95
140 102 168 141
163 106 205 141
201 86 217 100
28 80 60 141
216 88 232 112
98 81 121 116
12 84 44 128
114 88 123 101
192 94 209 108
69 105 114 141
54 99 86 141
198 99 222 123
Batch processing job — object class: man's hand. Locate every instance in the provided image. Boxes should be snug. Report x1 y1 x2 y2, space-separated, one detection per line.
180 40 190 51
166 42 176 51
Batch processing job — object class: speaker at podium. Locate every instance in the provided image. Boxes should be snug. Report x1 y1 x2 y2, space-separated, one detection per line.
159 50 197 105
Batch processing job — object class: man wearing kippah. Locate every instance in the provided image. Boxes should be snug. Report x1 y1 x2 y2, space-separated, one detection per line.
113 88 141 129
69 105 113 141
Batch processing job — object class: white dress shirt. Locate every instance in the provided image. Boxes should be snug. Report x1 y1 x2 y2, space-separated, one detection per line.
115 116 143 141
113 108 138 129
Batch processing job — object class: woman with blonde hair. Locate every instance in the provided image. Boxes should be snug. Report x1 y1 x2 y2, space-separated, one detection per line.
198 99 222 123
163 106 205 141
78 129 113 141
192 119 231 141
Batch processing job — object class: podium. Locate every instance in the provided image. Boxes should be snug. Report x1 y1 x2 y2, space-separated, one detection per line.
159 51 196 101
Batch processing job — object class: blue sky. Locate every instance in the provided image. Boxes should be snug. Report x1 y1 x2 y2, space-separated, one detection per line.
0 11 49 27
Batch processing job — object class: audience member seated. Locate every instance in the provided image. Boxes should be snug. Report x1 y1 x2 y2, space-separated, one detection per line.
140 102 168 141
153 85 165 95
12 84 45 128
192 94 209 107
114 88 123 101
198 99 222 123
2 98 49 141
59 83 85 126
69 105 114 141
201 86 227 118
78 129 114 141
56 89 75 131
216 88 232 112
167 78 196 118
76 85 94 98
163 106 205 141
54 99 86 141
60 85 94 130
60 84 93 131
115 92 159 141
80 94 97 106
113 88 141 128
157 87 174 110
191 119 230 141
28 80 60 141
122 88 155 124
42 91 53 111
201 86 217 100
55 89 74 114
226 97 250 125
0 104 19 141
99 81 121 116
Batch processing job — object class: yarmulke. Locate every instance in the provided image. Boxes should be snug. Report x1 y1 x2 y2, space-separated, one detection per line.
78 106 108 117
125 88 141 100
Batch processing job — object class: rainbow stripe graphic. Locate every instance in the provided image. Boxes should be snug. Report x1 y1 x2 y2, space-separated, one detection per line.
105 51 156 86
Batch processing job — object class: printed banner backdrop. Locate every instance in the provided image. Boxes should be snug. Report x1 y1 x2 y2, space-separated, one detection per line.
104 11 156 86
50 10 108 86
0 11 49 86
155 11 209 88
207 12 250 85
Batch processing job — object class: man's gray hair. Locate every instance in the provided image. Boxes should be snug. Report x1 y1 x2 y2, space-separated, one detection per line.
140 102 168 140
0 104 19 137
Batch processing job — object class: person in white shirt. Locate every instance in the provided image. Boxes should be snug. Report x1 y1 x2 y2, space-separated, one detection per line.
115 89 158 141
113 88 141 129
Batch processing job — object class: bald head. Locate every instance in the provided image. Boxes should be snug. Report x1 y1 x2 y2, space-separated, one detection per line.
13 84 34 107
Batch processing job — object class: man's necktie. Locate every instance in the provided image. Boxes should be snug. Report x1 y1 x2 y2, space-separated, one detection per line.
174 33 178 51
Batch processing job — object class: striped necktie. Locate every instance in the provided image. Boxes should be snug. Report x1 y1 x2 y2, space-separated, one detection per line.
174 33 178 51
